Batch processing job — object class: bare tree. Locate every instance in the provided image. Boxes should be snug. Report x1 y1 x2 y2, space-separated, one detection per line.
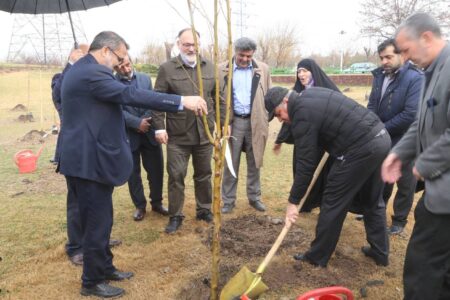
256 22 301 68
359 0 450 39
140 41 166 65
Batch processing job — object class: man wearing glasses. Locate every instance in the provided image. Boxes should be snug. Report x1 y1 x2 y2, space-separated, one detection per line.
115 55 168 221
153 28 216 234
59 31 207 298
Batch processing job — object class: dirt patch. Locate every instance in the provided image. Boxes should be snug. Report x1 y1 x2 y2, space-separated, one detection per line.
17 112 35 122
19 130 46 143
179 215 313 299
10 104 27 111
180 214 390 299
208 214 310 259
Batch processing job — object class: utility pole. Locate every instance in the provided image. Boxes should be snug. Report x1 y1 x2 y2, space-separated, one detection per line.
339 30 346 72
231 0 255 38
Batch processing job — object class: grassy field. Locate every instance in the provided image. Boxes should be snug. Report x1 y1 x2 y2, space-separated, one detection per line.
0 69 417 299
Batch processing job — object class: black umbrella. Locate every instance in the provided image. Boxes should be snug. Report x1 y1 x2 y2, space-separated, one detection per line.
0 0 122 48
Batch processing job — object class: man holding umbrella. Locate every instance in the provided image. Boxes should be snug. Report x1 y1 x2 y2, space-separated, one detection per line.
60 31 207 298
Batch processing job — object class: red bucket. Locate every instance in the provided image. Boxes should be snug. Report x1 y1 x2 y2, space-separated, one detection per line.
14 145 44 174
297 286 354 300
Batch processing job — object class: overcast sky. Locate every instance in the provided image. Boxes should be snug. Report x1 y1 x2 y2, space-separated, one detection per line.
0 0 368 62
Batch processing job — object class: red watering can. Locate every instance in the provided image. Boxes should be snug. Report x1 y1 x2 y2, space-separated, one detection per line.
14 145 45 174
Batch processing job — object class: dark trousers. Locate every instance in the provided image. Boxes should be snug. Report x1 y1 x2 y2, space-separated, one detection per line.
383 161 417 227
128 142 164 209
403 196 450 300
53 112 62 162
66 176 116 287
305 132 391 266
222 117 261 204
167 143 212 217
65 177 83 257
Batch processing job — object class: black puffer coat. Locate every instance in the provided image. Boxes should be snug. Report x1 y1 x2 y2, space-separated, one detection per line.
288 87 384 204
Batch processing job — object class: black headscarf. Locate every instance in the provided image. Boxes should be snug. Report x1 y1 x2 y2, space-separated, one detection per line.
293 58 340 93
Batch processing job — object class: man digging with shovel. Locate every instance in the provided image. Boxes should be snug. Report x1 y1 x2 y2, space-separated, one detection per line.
265 86 391 268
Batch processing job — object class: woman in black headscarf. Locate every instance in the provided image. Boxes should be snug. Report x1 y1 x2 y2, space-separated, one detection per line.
273 58 340 212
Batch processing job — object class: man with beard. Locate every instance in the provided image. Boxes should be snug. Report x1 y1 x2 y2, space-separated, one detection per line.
367 38 423 235
153 28 216 233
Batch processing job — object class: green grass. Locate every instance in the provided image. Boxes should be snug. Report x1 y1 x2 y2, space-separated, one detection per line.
1 69 403 300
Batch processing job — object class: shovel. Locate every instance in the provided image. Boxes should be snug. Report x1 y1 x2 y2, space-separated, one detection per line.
220 152 330 300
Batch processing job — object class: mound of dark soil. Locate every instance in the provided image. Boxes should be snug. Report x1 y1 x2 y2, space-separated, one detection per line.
17 112 34 122
11 104 27 111
20 130 46 143
180 214 376 299
206 214 310 259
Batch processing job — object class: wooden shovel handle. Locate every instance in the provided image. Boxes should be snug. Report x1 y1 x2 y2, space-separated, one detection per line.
256 152 330 274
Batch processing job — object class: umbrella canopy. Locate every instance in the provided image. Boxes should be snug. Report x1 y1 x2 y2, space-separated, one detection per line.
0 0 122 47
0 0 122 14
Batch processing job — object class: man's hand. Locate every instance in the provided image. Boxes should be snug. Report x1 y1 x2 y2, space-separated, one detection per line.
155 131 168 144
381 153 402 183
138 117 151 133
182 96 208 116
285 203 299 227
273 143 282 155
412 166 424 181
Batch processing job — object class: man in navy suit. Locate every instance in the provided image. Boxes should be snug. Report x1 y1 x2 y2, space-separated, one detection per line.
59 31 207 298
115 56 168 221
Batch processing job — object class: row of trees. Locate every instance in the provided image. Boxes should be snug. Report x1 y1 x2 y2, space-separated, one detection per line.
138 0 449 70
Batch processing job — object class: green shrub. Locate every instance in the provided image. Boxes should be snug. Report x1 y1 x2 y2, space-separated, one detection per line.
134 63 159 75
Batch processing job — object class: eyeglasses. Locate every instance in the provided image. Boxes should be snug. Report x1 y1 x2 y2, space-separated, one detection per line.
107 47 124 64
181 43 197 49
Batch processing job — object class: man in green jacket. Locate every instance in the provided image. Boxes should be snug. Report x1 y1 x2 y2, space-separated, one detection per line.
153 28 216 234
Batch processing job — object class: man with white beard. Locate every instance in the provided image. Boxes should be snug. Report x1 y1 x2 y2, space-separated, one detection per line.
153 28 217 234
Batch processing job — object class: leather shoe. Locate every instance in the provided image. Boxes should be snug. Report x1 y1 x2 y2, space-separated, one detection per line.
221 203 235 214
165 216 183 234
80 282 124 298
196 210 213 223
250 200 266 212
109 239 122 248
293 253 325 268
361 246 388 266
105 270 134 281
69 253 83 266
152 204 169 216
388 225 404 235
133 208 146 221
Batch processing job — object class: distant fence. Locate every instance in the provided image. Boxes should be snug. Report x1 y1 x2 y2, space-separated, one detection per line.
271 74 373 86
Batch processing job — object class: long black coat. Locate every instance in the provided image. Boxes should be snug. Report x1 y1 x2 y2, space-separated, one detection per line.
287 87 384 204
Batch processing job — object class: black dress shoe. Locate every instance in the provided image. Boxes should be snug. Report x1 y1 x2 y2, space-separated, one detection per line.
105 270 134 281
165 216 183 234
293 253 325 267
69 253 83 266
109 239 122 248
196 210 213 223
133 208 146 221
250 200 266 212
221 203 235 214
388 225 404 235
152 204 169 216
80 282 124 298
361 246 389 266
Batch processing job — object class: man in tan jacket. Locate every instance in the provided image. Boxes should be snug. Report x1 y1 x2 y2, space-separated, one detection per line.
153 28 216 233
220 37 272 214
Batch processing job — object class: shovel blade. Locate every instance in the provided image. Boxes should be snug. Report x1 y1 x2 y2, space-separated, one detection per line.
220 266 268 300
